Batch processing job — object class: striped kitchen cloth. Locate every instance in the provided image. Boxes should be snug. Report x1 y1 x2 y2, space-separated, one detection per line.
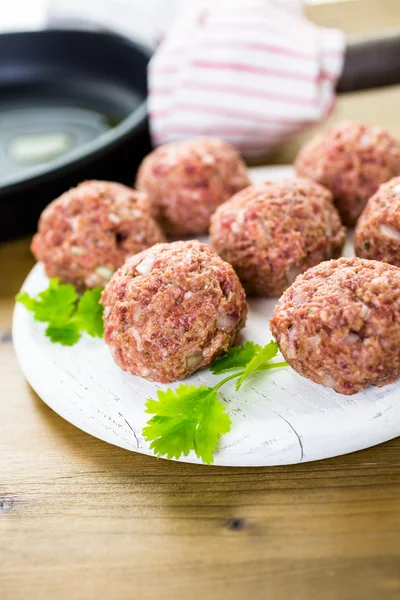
148 0 345 157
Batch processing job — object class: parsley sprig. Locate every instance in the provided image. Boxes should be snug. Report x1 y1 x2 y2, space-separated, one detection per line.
16 278 104 346
143 341 287 464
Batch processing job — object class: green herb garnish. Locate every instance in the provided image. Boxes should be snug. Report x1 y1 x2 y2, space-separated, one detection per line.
143 341 287 464
364 241 371 250
16 278 104 346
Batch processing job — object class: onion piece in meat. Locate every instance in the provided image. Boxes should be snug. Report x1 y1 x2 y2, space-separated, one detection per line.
136 254 155 275
284 326 298 359
185 351 203 370
344 333 359 344
108 213 121 224
308 335 321 348
359 302 370 319
322 374 336 388
216 313 238 331
379 224 400 241
71 246 86 256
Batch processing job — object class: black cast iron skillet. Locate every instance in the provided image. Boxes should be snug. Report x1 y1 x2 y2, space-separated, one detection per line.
0 29 151 241
1 28 400 241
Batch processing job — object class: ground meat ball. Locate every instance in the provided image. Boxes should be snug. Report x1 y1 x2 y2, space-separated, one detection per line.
270 257 400 395
101 240 247 383
355 176 400 266
136 138 250 236
295 121 400 226
209 178 345 297
31 180 165 290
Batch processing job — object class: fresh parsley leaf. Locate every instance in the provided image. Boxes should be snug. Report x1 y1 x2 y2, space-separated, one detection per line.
211 341 261 374
194 392 232 464
143 341 288 464
16 279 104 346
143 384 231 464
74 288 104 337
16 278 77 323
45 321 81 346
15 291 38 314
235 341 280 390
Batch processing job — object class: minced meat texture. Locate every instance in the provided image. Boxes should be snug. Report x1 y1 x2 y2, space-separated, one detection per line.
270 257 400 395
31 180 165 290
355 176 400 266
210 177 345 297
295 121 400 226
101 240 247 383
136 138 250 236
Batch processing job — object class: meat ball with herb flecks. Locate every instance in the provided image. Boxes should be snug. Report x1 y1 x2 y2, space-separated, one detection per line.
210 177 345 297
136 138 250 236
31 180 165 290
271 257 400 395
295 121 400 225
101 240 247 383
355 176 400 266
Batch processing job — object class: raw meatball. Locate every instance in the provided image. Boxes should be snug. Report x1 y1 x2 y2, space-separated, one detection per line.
136 138 250 236
270 257 400 395
355 176 400 266
101 240 247 383
31 180 165 290
295 121 400 226
210 178 345 297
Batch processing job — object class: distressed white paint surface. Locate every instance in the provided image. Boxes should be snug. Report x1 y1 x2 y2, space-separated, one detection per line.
12 166 400 466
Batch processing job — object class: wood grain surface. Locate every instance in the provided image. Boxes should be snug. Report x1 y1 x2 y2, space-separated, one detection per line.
2 2 400 598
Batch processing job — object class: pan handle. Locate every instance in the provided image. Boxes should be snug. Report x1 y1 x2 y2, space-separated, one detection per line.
337 31 400 93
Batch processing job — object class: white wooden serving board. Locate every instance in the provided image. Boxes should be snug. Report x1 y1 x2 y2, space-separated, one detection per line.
12 166 400 466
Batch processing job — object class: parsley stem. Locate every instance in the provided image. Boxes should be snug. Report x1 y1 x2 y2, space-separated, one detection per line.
261 361 288 370
214 370 245 391
213 361 287 392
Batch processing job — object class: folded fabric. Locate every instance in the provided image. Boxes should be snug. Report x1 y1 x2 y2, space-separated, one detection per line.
148 0 345 156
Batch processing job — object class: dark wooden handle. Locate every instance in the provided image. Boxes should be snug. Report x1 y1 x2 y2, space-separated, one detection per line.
337 32 400 93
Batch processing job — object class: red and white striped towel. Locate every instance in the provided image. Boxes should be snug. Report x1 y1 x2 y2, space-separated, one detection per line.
148 0 345 157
